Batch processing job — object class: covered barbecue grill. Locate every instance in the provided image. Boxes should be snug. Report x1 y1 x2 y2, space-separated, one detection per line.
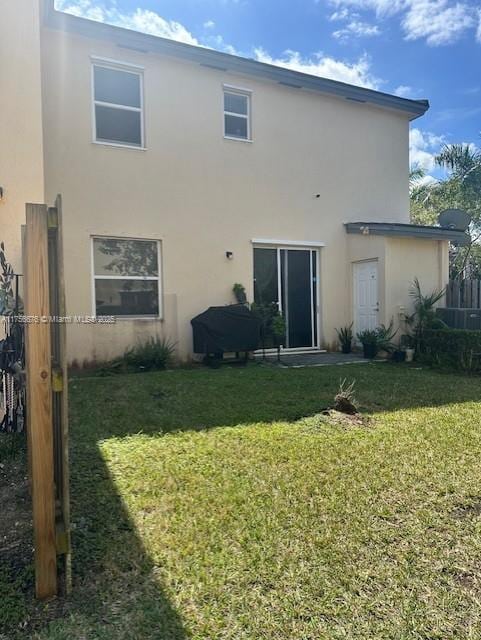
191 304 261 357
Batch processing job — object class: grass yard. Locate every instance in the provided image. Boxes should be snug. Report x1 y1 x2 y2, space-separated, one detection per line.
2 362 481 639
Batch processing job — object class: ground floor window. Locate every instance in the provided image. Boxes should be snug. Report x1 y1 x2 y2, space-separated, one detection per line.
92 237 161 317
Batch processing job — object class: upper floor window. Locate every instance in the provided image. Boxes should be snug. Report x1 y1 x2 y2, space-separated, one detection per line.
92 237 160 317
223 87 251 141
92 61 144 148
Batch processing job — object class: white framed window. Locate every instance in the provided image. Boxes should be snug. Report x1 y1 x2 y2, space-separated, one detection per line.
92 237 161 317
223 87 251 141
92 60 144 148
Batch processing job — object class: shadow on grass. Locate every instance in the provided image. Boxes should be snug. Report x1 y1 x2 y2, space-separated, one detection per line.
1 435 188 639
70 362 481 441
60 429 189 640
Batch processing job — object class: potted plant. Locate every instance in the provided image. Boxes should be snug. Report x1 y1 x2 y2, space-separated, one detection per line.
392 348 406 363
272 312 286 362
357 329 379 359
376 321 397 354
233 283 247 304
357 321 397 360
400 333 415 362
336 323 353 354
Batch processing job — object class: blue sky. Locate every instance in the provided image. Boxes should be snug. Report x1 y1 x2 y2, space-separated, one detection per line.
56 0 481 180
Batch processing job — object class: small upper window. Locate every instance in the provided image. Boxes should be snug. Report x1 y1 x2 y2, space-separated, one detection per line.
224 89 251 141
93 237 160 317
92 63 144 148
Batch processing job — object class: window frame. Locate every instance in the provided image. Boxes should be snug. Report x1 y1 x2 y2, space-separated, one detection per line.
91 57 146 150
223 84 252 142
91 235 163 319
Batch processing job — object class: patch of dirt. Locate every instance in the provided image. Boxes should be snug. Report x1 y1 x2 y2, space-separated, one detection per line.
455 572 478 590
452 498 481 519
321 409 370 427
299 410 371 432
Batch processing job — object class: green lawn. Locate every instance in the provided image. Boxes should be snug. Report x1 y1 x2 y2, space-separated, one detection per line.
3 363 481 639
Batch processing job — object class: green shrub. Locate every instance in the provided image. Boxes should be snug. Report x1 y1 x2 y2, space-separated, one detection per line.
336 324 353 353
423 329 481 372
122 337 176 372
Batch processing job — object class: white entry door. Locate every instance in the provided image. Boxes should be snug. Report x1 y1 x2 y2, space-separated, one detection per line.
353 260 379 336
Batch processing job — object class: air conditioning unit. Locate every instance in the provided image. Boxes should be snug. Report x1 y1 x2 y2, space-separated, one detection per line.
436 308 481 331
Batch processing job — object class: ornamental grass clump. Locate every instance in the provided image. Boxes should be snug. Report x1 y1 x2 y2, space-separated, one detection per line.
122 337 176 371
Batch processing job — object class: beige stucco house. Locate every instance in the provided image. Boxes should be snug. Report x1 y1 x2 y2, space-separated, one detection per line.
0 0 468 363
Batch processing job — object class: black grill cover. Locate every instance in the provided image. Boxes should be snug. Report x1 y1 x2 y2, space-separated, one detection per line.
191 304 261 354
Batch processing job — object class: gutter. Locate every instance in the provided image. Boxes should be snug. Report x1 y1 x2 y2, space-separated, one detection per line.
42 1 429 121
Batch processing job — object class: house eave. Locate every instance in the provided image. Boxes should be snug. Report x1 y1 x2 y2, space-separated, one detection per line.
345 222 470 245
43 1 429 121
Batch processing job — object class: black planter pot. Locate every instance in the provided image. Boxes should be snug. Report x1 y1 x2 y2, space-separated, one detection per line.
392 349 406 363
341 344 352 354
362 343 378 359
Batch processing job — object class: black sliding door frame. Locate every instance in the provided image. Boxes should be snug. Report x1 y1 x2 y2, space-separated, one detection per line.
253 245 320 351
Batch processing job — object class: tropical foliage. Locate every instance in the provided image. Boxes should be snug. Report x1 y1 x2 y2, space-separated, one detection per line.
335 323 353 353
410 143 481 277
404 278 446 352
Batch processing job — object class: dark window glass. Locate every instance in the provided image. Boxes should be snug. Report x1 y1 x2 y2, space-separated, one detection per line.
93 239 158 277
95 279 159 316
254 248 278 306
95 105 142 146
94 66 141 108
224 114 248 139
224 92 248 115
286 250 312 348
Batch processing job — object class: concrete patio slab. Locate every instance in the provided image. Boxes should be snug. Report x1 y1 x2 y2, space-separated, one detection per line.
258 352 368 367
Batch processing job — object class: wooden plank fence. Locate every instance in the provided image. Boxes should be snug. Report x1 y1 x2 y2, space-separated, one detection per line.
446 279 481 309
22 199 70 599
24 204 57 599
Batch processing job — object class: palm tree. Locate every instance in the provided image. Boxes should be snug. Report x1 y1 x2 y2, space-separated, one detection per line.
405 278 446 352
409 164 426 188
411 142 481 277
435 143 481 183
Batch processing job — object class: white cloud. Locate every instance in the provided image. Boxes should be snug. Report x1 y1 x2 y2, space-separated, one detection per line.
328 0 479 45
394 84 413 97
328 0 407 18
253 49 381 89
203 34 239 56
203 20 216 29
394 84 426 98
56 1 383 88
329 8 351 20
55 0 200 44
333 20 381 40
402 0 475 46
409 128 445 172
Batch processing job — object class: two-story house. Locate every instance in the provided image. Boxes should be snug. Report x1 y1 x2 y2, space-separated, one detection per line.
1 0 467 363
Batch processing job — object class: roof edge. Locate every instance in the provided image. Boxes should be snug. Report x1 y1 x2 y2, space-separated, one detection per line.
345 222 470 245
43 2 429 120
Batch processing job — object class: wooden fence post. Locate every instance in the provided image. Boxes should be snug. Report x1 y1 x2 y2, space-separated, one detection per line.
24 203 57 599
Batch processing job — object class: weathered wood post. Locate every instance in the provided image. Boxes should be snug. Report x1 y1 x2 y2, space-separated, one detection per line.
24 203 57 599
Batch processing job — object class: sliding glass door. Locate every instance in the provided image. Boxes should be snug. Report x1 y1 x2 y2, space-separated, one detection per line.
254 247 318 349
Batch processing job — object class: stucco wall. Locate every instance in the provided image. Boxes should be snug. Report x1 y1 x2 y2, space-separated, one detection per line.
384 237 449 336
0 0 45 275
40 26 413 362
348 234 449 342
